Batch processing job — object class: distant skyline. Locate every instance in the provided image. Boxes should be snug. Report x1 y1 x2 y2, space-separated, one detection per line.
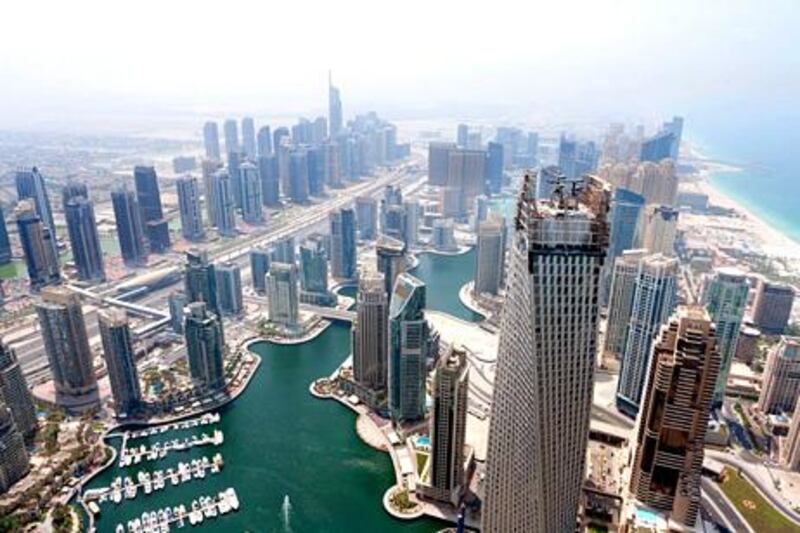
1 1 798 137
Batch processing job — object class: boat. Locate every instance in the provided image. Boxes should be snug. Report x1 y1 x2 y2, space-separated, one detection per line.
88 501 101 515
226 488 240 511
116 524 124 533
217 492 231 514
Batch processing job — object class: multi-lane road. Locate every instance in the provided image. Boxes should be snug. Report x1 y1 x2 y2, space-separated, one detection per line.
13 157 425 384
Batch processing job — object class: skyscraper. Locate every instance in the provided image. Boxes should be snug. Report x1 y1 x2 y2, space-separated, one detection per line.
376 234 407 298
0 205 12 264
482 173 610 533
64 195 105 282
662 116 684 159
403 201 421 247
203 121 221 160
98 309 141 416
62 180 88 210
241 117 256 159
111 186 149 267
703 267 749 405
134 165 170 253
168 291 188 334
757 337 800 414
271 236 296 264
428 142 457 186
640 204 678 256
15 167 56 251
299 238 330 303
15 200 61 291
201 158 223 226
184 302 225 391
0 405 29 494
604 250 648 361
223 118 239 154
240 161 263 223
330 208 357 280
258 154 281 207
352 272 388 391
356 196 378 240
388 273 432 423
176 176 205 241
228 150 244 209
257 125 272 157
211 171 237 237
267 262 299 328
457 124 469 147
307 146 325 197
558 135 599 179
443 149 486 218
753 280 795 335
615 253 679 417
288 150 310 204
0 342 37 440
329 72 343 137
534 164 566 201
486 141 504 194
250 248 271 294
629 306 719 528
607 188 646 261
184 249 219 315
474 216 506 296
215 262 243 316
424 345 468 504
639 131 675 162
36 286 99 410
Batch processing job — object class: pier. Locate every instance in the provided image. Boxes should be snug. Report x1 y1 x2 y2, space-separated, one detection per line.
118 429 224 468
115 487 240 533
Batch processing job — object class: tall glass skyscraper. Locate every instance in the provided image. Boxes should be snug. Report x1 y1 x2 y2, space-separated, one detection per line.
250 248 271 294
211 171 237 237
258 155 281 207
111 186 149 267
203 121 221 160
388 273 432 423
15 200 61 291
65 195 105 282
176 176 205 241
98 309 141 416
352 272 388 392
376 234 406 298
184 302 225 392
330 208 357 280
36 287 99 410
215 262 243 316
241 117 256 159
15 167 56 254
240 161 263 223
184 249 219 316
0 205 11 265
355 196 378 241
257 125 272 157
486 141 504 194
482 174 610 532
0 342 37 440
299 238 330 302
288 150 310 204
0 405 29 494
328 72 343 137
134 165 170 252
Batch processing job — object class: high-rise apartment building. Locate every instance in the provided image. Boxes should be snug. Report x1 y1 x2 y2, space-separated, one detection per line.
356 196 378 240
474 216 506 296
753 280 794 335
250 248 271 294
15 167 56 249
168 291 188 334
703 267 749 404
482 173 610 533
36 287 99 410
0 406 29 494
134 166 170 253
299 238 330 304
428 142 457 186
329 72 343 137
241 117 256 159
267 262 299 328
176 175 205 241
616 254 679 417
640 204 678 256
486 141 504 194
352 272 389 391
330 208 357 280
257 125 272 157
608 188 646 261
15 200 61 291
64 193 105 282
223 118 239 154
629 306 719 528
443 149 486 218
0 342 37 440
758 337 800 414
211 171 237 237
424 346 468 504
288 150 310 204
184 302 225 391
258 154 281 207
271 236 296 264
215 262 243 316
388 273 432 423
376 235 406 299
111 186 148 267
98 309 141 416
604 250 649 361
184 249 219 315
240 161 263 223
203 121 221 160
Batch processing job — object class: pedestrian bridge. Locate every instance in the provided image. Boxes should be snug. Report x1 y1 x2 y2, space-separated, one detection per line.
66 285 169 319
299 304 355 323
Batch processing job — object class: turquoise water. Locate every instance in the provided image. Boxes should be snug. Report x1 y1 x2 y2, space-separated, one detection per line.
83 248 480 532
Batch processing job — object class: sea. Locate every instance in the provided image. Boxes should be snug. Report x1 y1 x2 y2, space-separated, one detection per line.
690 106 800 244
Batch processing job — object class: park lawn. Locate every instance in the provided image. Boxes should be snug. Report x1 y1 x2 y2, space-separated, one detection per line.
720 468 800 533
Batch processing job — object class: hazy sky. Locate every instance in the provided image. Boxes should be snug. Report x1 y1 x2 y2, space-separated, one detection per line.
1 0 798 132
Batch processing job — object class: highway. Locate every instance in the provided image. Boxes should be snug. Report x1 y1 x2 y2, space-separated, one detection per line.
14 158 426 384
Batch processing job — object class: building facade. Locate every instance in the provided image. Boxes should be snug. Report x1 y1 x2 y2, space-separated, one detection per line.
0 342 37 440
758 337 800 414
111 186 149 266
351 272 389 392
98 309 141 416
267 262 299 328
184 302 225 391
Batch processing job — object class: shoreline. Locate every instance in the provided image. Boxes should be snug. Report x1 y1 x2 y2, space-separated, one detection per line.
684 142 800 258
